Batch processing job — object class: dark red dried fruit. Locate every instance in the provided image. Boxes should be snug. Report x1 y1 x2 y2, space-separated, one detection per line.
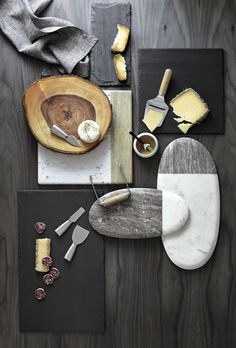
35 222 46 234
42 256 52 267
50 267 60 279
43 273 54 285
35 287 46 300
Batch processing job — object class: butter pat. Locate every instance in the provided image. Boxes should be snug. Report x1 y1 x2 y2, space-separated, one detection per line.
142 108 164 132
111 24 130 53
170 88 209 133
114 54 127 81
35 238 51 272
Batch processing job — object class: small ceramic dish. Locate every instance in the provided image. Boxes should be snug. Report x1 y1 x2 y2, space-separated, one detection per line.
133 132 158 158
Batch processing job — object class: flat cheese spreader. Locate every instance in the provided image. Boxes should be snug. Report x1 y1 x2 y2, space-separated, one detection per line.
89 188 189 238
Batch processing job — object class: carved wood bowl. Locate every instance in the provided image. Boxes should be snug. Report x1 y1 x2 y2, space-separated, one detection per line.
23 76 112 154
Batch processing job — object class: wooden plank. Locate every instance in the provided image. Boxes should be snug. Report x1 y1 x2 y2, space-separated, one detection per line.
90 2 131 87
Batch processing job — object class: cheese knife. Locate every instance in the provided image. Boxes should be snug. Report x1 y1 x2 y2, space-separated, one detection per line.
64 225 90 261
51 125 81 147
55 207 85 236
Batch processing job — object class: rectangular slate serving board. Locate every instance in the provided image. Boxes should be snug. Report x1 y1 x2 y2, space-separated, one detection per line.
90 2 131 87
137 49 224 134
18 190 104 333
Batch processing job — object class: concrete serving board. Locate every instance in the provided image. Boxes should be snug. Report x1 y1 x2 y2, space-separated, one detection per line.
157 137 220 270
89 188 189 238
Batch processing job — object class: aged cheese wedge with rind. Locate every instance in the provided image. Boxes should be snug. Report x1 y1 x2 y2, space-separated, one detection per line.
35 238 51 272
171 88 209 133
142 108 164 132
111 24 130 53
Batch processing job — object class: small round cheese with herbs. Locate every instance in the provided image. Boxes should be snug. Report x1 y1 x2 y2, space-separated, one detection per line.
77 120 101 143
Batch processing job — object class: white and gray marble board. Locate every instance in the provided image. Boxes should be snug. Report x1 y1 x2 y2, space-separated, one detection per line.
89 188 189 239
157 137 220 270
38 90 132 184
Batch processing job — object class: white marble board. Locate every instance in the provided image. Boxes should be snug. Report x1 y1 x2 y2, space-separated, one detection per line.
157 138 220 270
38 90 132 184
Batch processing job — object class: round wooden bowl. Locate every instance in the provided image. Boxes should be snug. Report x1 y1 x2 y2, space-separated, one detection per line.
23 76 112 154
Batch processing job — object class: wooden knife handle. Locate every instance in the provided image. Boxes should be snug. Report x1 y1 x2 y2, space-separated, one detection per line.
159 69 172 96
101 192 130 207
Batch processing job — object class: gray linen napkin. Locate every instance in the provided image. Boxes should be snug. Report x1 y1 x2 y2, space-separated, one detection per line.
0 0 97 75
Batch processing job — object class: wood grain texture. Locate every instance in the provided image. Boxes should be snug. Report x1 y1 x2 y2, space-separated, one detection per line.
0 0 236 347
23 76 112 154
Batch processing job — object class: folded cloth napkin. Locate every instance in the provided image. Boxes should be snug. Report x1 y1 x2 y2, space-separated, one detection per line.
0 0 97 74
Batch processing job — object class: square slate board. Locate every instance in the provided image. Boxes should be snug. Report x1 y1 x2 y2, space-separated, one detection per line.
18 190 104 333
90 2 131 86
137 49 224 134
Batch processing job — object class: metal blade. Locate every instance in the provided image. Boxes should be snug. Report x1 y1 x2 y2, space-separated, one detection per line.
67 135 81 147
69 207 85 223
72 225 90 245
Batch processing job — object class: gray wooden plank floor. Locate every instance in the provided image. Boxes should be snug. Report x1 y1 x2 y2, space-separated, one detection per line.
0 0 236 347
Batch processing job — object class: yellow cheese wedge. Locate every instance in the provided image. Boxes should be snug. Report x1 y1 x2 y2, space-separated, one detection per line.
111 24 130 53
177 123 194 134
142 108 164 132
35 238 51 272
170 88 209 125
114 54 127 81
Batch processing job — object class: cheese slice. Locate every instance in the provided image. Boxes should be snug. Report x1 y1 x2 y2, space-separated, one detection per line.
111 24 130 53
142 109 164 132
35 238 51 272
114 54 127 81
177 123 194 134
170 88 209 128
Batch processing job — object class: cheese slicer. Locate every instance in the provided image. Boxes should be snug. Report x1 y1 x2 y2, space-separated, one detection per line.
143 69 172 131
64 225 90 262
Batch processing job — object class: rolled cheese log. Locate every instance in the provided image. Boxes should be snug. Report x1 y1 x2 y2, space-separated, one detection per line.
35 238 51 272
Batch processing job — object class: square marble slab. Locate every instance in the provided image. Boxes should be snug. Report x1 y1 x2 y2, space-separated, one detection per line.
38 90 132 184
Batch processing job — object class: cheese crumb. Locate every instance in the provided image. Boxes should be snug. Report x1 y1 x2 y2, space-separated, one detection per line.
177 123 194 134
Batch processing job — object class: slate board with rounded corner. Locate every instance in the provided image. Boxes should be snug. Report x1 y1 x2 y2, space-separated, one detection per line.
89 188 189 238
157 137 220 270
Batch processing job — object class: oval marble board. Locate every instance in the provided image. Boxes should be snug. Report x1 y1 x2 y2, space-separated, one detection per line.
157 137 220 270
89 188 189 238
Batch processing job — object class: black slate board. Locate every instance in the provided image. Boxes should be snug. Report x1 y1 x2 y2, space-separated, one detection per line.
90 2 131 86
137 49 224 134
17 190 104 333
